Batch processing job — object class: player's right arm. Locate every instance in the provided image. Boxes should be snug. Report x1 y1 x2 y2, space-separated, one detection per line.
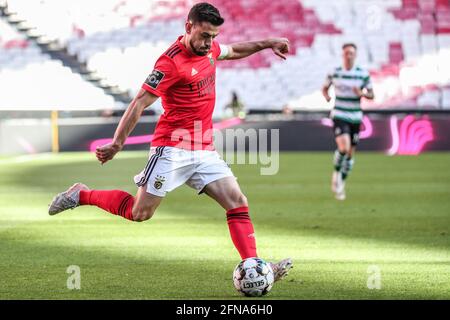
96 89 159 164
96 55 179 164
322 72 333 103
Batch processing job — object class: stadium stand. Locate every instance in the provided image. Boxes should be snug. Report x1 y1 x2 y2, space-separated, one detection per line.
0 14 118 109
1 0 450 112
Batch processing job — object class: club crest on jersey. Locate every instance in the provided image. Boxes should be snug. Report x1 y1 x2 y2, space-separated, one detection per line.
191 68 198 76
145 70 165 89
208 53 214 65
154 175 166 190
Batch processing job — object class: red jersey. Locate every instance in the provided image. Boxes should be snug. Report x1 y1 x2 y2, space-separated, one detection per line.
142 36 224 150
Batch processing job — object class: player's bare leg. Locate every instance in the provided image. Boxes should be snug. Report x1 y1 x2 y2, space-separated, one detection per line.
131 185 164 222
347 145 355 159
203 176 247 211
204 177 293 282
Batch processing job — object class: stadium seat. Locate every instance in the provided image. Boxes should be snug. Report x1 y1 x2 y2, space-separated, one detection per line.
2 0 450 112
442 86 450 108
0 16 116 109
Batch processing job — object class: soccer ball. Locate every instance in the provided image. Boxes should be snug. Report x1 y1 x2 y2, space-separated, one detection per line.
232 257 275 297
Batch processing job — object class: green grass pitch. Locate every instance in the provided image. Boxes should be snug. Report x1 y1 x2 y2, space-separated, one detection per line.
0 151 449 299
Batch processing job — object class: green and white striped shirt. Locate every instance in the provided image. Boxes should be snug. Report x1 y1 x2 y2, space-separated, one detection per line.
325 66 372 124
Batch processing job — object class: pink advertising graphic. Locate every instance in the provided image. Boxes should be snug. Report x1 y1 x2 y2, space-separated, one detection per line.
387 115 434 156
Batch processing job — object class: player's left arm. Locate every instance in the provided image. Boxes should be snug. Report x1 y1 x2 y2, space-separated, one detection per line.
219 38 290 61
353 87 374 100
353 74 375 100
364 88 375 100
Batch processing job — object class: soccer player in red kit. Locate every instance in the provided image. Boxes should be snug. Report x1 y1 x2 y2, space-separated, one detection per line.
49 3 292 281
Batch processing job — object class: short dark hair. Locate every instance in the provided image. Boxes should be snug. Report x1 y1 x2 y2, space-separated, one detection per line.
188 2 224 26
342 43 357 50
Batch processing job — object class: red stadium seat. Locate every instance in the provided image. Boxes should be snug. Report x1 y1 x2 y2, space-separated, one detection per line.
2 0 449 111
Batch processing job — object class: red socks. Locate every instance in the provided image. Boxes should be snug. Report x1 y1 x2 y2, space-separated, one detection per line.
79 190 135 221
226 206 258 259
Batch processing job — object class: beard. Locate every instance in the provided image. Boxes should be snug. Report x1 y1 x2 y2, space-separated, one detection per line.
190 40 210 56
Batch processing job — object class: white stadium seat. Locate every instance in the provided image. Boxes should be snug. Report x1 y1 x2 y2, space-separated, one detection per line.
1 0 450 112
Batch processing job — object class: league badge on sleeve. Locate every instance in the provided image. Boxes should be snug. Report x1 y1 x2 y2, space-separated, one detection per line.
145 70 165 89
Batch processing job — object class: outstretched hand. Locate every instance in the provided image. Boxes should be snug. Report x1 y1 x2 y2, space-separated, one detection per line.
95 142 122 165
270 38 290 60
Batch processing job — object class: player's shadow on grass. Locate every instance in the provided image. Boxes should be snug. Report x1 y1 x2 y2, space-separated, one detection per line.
0 229 297 299
2 233 448 300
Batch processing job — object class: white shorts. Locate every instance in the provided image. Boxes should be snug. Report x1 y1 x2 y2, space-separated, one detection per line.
134 146 235 197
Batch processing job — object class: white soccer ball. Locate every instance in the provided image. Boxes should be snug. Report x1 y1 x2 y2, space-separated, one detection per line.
233 257 274 297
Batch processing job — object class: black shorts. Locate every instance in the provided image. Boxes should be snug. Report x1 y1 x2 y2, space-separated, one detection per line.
333 119 361 146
